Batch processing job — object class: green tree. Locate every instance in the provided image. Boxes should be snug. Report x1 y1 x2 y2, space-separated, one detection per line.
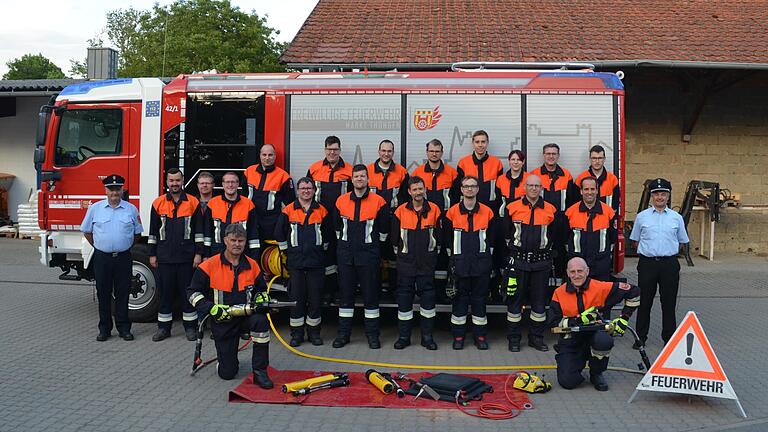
106 0 286 77
3 54 65 80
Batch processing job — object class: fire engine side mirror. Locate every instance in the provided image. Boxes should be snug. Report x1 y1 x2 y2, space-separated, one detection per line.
36 110 49 147
34 146 46 164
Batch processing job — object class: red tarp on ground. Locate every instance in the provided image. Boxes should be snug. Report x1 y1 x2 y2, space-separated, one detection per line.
229 367 532 411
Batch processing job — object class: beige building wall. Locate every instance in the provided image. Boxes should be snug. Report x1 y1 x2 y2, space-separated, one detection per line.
624 70 768 255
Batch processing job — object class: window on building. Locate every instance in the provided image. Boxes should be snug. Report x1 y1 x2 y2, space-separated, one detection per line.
54 108 122 167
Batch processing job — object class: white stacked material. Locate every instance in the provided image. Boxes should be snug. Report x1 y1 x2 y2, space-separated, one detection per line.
17 194 44 238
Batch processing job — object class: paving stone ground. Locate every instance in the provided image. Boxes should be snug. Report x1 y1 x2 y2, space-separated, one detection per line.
0 237 766 431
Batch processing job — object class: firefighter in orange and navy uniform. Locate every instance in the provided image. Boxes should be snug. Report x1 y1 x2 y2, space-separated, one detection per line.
565 176 617 282
148 168 204 342
186 223 273 389
332 164 389 350
503 174 556 352
306 136 353 296
529 143 577 285
204 172 260 258
495 150 529 218
574 145 620 214
456 130 504 213
411 138 459 291
368 139 409 293
391 176 441 350
548 257 640 391
444 175 496 350
244 144 295 248
275 177 332 347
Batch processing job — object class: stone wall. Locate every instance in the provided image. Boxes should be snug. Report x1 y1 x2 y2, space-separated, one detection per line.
623 69 768 255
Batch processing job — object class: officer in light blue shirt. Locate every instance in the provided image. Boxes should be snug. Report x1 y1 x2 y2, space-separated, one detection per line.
81 174 143 342
629 178 689 347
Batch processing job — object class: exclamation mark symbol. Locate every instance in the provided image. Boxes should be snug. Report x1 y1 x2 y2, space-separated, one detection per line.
685 333 694 365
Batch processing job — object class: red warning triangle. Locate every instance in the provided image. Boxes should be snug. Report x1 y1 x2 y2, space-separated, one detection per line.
649 312 726 381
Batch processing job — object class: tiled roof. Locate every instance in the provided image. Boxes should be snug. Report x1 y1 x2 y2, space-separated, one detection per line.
0 79 84 93
282 0 768 68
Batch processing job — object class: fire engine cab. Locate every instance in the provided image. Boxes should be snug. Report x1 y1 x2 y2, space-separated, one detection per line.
35 63 626 321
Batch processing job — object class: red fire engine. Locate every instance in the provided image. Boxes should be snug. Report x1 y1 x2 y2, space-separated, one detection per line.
35 64 626 320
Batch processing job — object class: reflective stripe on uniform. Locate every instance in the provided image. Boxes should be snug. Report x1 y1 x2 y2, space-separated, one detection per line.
540 225 548 249
338 307 354 318
451 314 467 325
442 189 450 210
606 195 613 208
420 308 436 318
560 190 567 211
315 224 323 246
249 239 260 249
214 220 222 243
251 331 270 344
434 270 448 280
314 181 322 201
591 347 611 359
340 181 348 195
267 191 276 211
306 316 322 327
625 296 641 307
530 311 547 322
513 222 522 247
215 289 225 306
428 227 436 251
277 241 288 250
189 292 205 306
573 229 582 254
364 308 380 319
184 216 192 240
391 187 399 208
203 236 212 247
472 315 488 326
364 219 374 242
290 223 299 248
159 215 167 241
325 265 337 275
559 318 570 328
489 179 496 201
147 235 157 245
182 311 198 321
599 228 608 252
453 229 462 255
507 312 522 323
194 233 204 244
398 310 413 321
341 218 348 241
499 196 507 217
290 317 305 327
158 312 173 322
399 228 408 254
479 229 487 253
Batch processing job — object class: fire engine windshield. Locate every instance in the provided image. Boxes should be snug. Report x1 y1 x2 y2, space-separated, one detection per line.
54 109 122 167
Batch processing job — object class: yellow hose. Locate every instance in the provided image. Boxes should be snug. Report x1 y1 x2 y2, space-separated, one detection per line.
265 275 643 374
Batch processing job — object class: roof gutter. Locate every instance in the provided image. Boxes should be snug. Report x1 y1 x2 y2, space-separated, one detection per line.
590 60 768 70
0 90 62 97
287 60 768 72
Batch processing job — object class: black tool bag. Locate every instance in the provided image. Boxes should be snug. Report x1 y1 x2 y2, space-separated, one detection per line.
405 373 493 403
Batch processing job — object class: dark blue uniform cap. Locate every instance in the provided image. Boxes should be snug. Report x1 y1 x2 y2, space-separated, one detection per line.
650 178 671 193
103 174 125 187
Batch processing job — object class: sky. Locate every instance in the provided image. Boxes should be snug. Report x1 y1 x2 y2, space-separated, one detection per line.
0 0 319 78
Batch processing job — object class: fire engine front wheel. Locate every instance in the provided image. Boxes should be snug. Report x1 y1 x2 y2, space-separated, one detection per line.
127 244 160 322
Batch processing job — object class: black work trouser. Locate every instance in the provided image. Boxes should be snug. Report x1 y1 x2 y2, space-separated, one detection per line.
396 274 436 339
635 255 680 343
556 330 614 389
337 262 380 339
157 262 197 330
212 314 270 380
93 250 132 335
507 267 550 342
451 275 489 338
289 268 324 332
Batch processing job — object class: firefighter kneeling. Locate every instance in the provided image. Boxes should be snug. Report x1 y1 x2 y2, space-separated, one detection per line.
548 257 640 391
187 223 274 389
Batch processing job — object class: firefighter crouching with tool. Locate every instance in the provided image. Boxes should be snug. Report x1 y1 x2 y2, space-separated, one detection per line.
503 174 556 352
391 176 441 350
186 223 274 389
275 177 332 347
548 257 640 391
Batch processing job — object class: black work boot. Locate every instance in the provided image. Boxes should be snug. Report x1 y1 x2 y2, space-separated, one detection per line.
474 336 489 350
332 335 350 348
253 369 274 390
528 337 549 352
452 336 465 350
420 335 438 350
152 328 171 342
307 326 323 346
393 338 411 349
590 373 609 391
184 327 198 342
508 338 521 352
367 335 381 349
289 327 304 347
